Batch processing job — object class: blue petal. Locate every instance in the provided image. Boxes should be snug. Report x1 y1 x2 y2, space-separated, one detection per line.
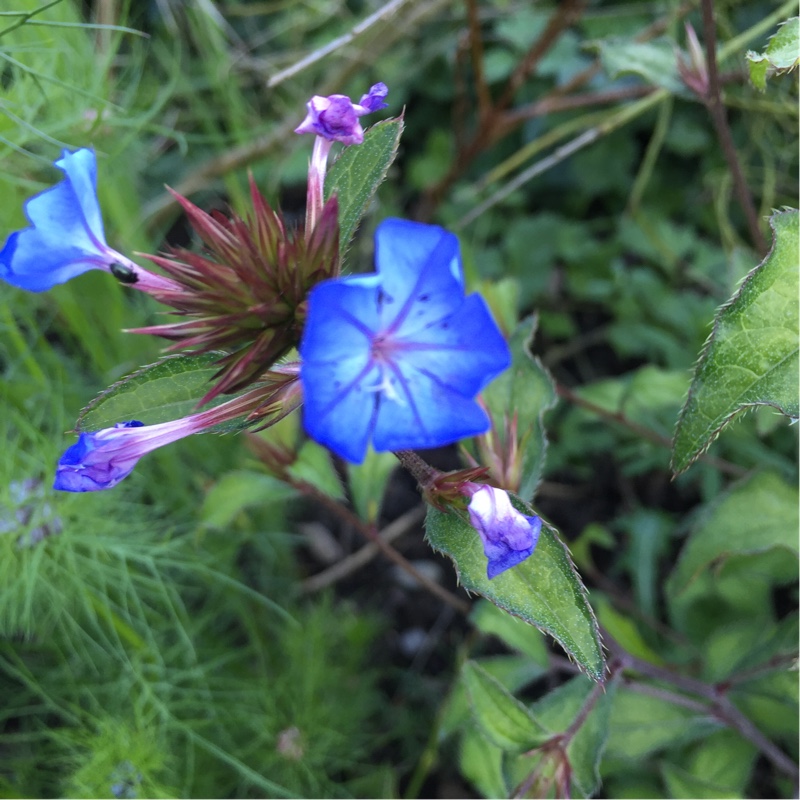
53 421 145 493
394 294 511 398
486 543 536 579
485 515 541 579
55 149 106 241
300 276 382 463
301 355 381 463
300 275 380 362
0 148 111 292
374 219 464 334
370 362 490 452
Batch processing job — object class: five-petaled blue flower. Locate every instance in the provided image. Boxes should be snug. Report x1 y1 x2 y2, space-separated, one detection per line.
300 219 511 464
0 148 176 294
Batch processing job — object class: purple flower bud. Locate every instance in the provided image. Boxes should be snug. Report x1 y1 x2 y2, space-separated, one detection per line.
466 485 541 579
0 148 178 294
53 379 298 492
294 83 388 145
53 419 199 492
358 82 389 113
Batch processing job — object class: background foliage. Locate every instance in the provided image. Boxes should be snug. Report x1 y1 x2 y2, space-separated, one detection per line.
0 0 797 797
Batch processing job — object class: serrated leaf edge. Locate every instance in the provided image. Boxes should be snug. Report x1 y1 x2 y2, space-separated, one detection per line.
670 208 799 474
463 661 550 752
425 502 606 682
325 113 405 257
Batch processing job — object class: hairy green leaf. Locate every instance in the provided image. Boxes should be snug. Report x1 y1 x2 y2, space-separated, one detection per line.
459 725 507 799
440 655 547 740
672 209 799 473
76 353 230 431
479 316 557 502
325 116 404 251
746 17 800 90
463 661 549 752
667 471 799 596
426 500 605 680
471 599 550 665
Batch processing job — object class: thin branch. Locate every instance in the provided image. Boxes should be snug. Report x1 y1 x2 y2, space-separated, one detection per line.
266 0 413 88
563 673 609 741
465 0 491 119
722 653 798 687
715 693 800 782
300 505 426 592
552 381 749 479
699 0 767 254
499 85 653 130
496 0 586 113
616 646 800 783
293 479 470 615
418 0 699 217
456 88 668 227
624 679 711 714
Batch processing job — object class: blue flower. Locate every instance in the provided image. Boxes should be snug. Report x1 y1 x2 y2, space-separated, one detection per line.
294 83 388 145
466 485 541 579
0 148 177 294
299 218 511 463
54 421 151 492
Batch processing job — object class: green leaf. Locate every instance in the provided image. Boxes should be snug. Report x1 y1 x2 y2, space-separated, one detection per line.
440 655 548 740
594 595 664 666
76 353 232 431
324 116 404 251
199 470 296 529
347 447 397 522
661 730 757 799
425 499 605 680
667 471 799 596
746 17 800 90
604 687 721 762
479 316 557 502
287 441 344 501
471 599 550 665
672 209 799 474
459 724 507 799
592 37 686 94
463 661 549 752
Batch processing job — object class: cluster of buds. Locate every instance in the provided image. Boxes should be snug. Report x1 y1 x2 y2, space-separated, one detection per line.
131 181 339 404
0 81 543 580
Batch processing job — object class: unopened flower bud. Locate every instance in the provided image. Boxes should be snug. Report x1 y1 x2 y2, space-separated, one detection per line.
464 484 541 579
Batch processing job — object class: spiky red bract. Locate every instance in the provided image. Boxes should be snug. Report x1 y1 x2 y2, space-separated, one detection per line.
134 182 339 406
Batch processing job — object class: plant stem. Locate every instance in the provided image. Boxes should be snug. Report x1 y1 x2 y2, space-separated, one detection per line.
393 449 440 487
552 381 749 478
615 645 800 783
300 505 426 592
293 479 470 615
699 0 767 254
